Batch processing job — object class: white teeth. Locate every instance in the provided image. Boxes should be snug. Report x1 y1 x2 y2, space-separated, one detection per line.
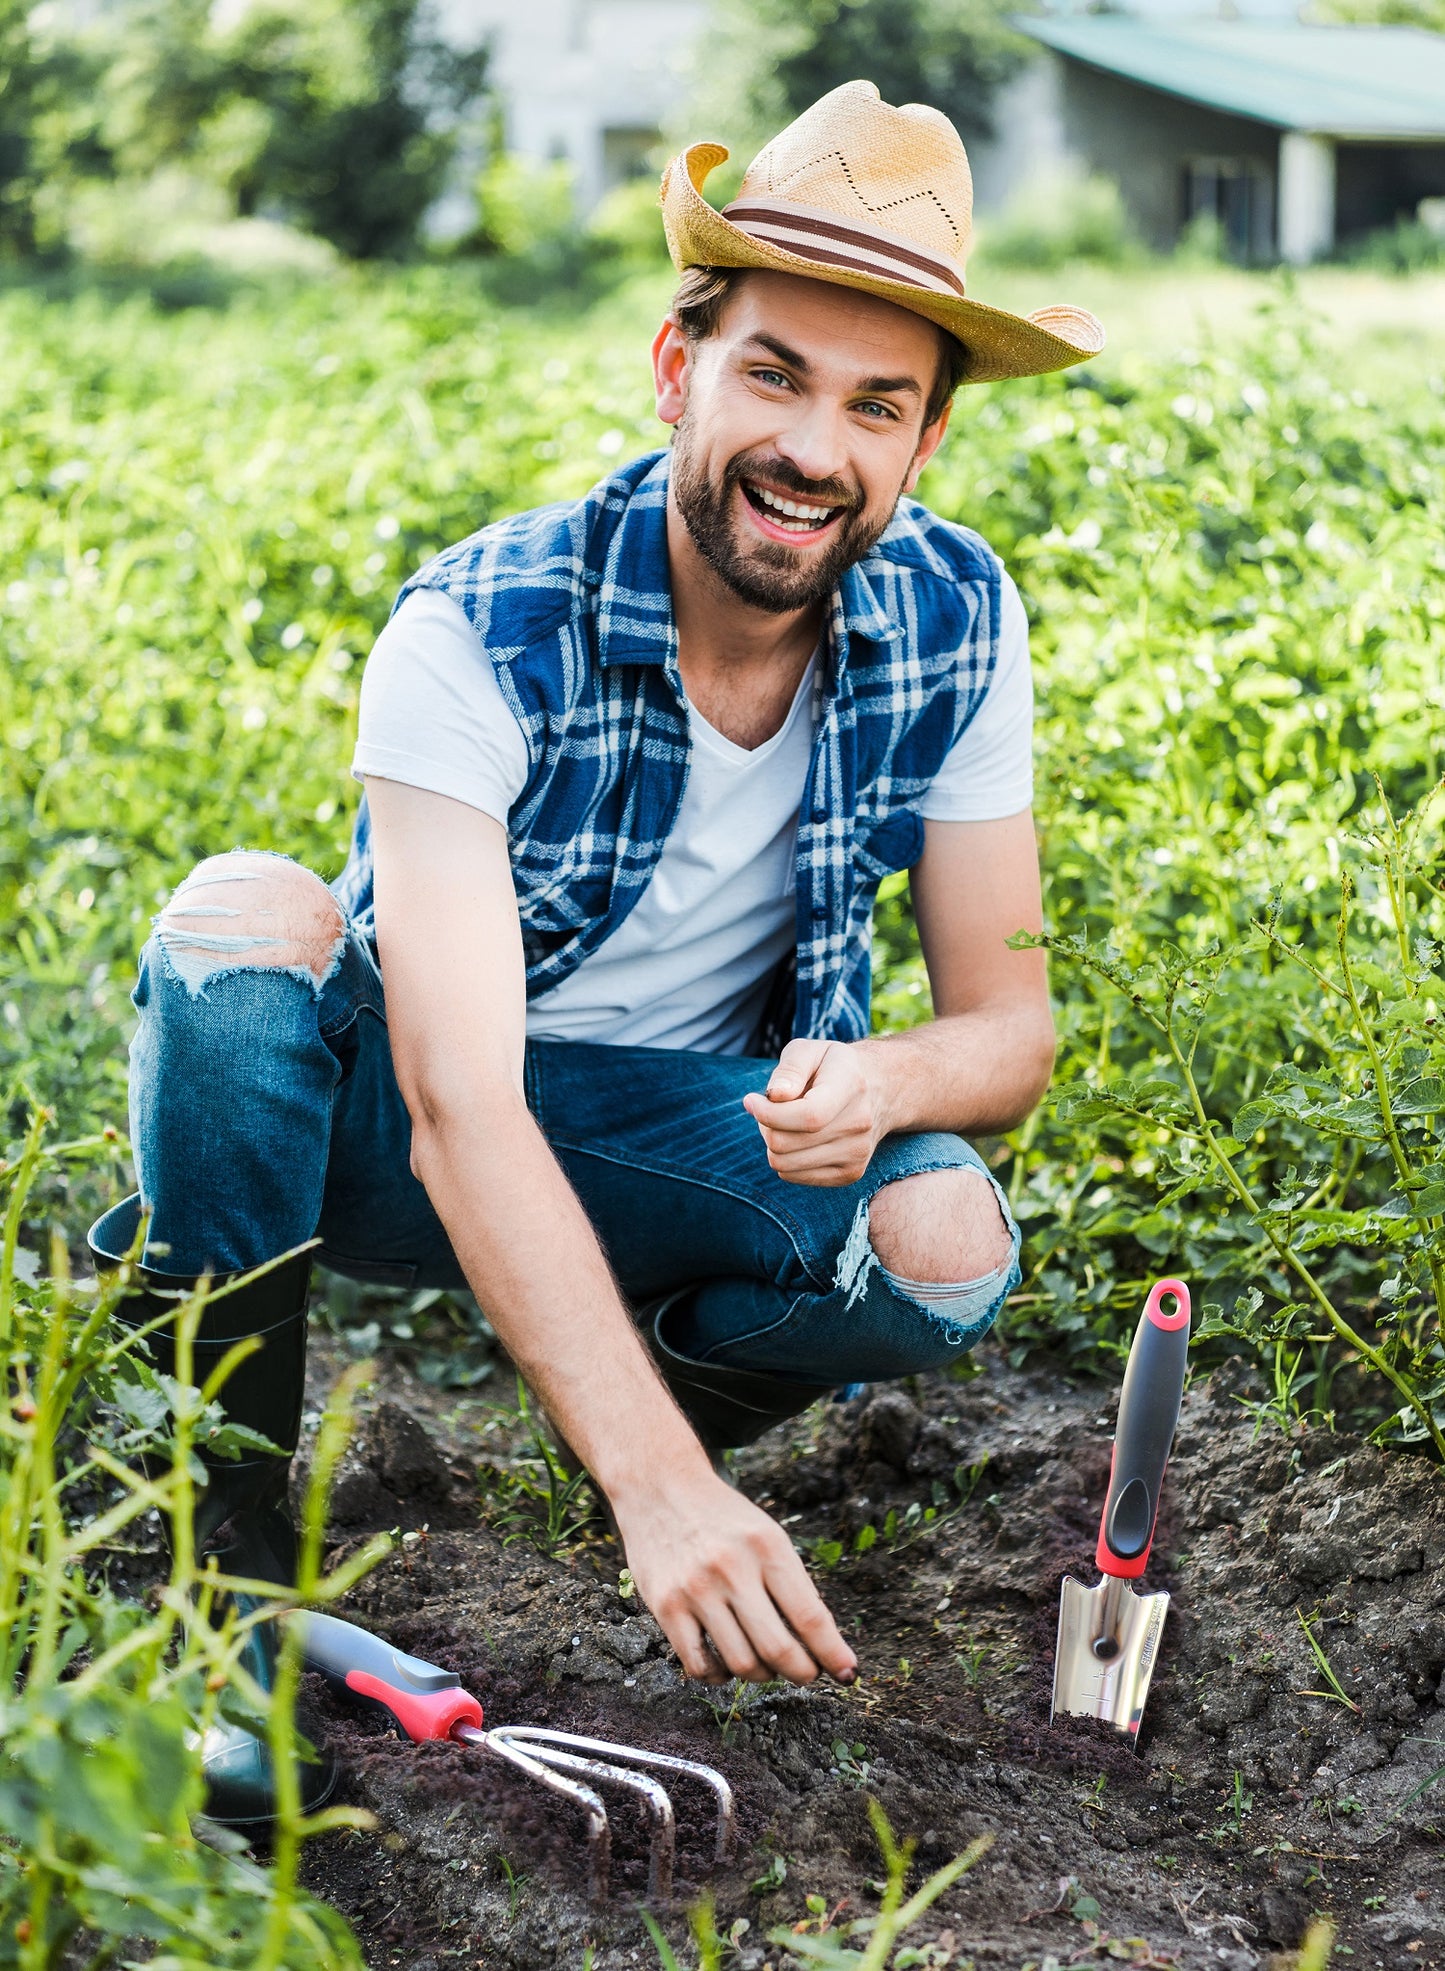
750 482 834 524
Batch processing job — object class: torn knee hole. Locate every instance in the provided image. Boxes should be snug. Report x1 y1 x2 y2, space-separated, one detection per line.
866 1167 1013 1287
155 852 344 994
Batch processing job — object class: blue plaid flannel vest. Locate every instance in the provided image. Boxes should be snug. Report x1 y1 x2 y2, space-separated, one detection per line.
335 450 1005 1051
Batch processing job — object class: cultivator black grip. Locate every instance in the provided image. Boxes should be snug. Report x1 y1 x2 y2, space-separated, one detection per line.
1095 1278 1191 1578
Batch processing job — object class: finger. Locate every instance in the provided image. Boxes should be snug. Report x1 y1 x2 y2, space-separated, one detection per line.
745 1090 839 1133
764 1135 867 1174
763 1552 858 1683
695 1603 771 1684
763 1037 830 1102
722 1589 824 1686
666 1609 731 1684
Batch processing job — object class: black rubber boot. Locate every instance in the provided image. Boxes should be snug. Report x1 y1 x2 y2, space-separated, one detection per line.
643 1290 836 1452
88 1193 336 1829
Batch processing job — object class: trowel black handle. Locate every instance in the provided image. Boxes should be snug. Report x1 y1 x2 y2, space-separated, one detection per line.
1095 1279 1190 1579
293 1610 484 1742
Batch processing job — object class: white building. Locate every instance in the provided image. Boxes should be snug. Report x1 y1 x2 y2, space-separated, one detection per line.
437 0 709 211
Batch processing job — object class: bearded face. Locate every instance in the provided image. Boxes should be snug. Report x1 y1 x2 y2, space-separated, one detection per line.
669 427 900 613
660 271 950 615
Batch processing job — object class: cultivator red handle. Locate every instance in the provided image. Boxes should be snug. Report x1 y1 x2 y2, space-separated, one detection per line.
295 1609 484 1740
292 1608 734 1907
1094 1278 1191 1580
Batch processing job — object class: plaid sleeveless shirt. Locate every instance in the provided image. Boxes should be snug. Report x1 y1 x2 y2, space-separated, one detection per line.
335 450 1005 1049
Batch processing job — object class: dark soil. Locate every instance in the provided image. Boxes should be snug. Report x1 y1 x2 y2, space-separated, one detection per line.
286 1338 1445 1971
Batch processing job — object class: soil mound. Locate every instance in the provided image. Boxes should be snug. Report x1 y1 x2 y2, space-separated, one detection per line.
297 1351 1445 1970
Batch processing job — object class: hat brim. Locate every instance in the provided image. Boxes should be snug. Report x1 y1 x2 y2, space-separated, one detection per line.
661 142 1105 387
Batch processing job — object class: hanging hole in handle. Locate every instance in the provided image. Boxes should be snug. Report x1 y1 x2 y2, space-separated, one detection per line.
1144 1278 1191 1330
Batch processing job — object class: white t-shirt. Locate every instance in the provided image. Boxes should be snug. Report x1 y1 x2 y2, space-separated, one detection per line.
352 578 1033 1053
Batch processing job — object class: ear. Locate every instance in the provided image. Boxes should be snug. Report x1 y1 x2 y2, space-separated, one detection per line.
903 399 953 494
652 317 690 428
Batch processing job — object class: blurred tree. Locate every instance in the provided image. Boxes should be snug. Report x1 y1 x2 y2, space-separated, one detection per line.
1308 0 1445 25
62 0 489 259
0 0 104 255
697 0 1028 155
0 0 41 252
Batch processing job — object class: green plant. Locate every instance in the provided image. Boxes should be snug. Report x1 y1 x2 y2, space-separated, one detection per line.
1296 1608 1362 1712
697 1673 786 1744
955 1636 992 1685
641 1892 725 1971
1017 780 1445 1457
477 1376 598 1557
1216 1769 1254 1839
808 1461 990 1571
1295 1918 1336 1971
750 1851 788 1896
829 1739 874 1788
0 1100 388 1966
1343 213 1445 275
764 1798 992 1970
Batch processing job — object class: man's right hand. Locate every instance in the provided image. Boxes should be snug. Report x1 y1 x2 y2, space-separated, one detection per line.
612 1468 858 1686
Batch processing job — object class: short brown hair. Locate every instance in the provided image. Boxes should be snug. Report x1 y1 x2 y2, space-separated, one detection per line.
670 265 967 430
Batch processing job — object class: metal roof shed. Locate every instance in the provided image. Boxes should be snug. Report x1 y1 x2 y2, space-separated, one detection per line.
1017 19 1445 261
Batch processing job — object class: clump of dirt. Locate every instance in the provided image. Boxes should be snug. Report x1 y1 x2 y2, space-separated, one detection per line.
293 1343 1445 1970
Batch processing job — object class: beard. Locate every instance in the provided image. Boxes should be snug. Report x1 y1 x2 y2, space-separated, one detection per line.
670 421 899 614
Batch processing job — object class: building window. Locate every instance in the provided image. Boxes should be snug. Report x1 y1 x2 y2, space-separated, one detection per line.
602 126 662 192
1183 157 1272 263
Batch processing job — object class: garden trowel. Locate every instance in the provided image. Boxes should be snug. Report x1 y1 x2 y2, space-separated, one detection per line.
1051 1277 1191 1740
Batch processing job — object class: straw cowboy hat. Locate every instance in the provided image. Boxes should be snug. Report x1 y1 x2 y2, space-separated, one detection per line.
661 80 1104 386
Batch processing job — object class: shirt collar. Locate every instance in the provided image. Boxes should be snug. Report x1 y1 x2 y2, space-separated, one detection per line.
594 449 904 664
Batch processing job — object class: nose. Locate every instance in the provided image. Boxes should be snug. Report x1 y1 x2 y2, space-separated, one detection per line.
773 399 850 491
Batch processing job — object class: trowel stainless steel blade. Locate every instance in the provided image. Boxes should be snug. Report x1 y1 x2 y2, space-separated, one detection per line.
1051 1276 1191 1740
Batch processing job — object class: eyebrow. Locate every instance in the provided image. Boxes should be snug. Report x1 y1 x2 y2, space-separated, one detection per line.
741 333 923 400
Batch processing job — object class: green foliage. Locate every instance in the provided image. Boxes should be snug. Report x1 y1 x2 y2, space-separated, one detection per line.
0 1104 386 1965
765 1799 991 1968
881 292 1445 1445
697 0 1026 150
806 1461 990 1570
0 270 655 1147
977 172 1144 271
476 1377 597 1555
12 0 488 261
1343 212 1445 275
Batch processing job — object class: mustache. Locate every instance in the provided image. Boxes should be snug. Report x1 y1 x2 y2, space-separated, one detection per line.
726 454 862 512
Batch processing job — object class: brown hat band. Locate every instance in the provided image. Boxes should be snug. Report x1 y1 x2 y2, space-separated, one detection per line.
720 199 967 300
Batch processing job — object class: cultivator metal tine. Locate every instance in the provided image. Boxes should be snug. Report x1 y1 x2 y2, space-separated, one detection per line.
501 1728 736 1866
490 1728 677 1902
453 1723 611 1906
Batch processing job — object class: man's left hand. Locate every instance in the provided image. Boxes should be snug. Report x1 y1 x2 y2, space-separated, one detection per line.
742 1038 890 1186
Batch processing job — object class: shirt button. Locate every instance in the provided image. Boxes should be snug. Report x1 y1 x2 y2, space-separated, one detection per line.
811 903 829 921
811 805 828 824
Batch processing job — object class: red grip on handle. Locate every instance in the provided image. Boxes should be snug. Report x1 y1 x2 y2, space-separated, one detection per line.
346 1669 483 1742
1144 1278 1190 1332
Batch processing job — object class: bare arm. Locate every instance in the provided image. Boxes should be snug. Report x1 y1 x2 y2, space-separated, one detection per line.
744 810 1055 1181
365 777 856 1686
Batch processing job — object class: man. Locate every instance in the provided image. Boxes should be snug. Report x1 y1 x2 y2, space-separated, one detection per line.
90 80 1102 1824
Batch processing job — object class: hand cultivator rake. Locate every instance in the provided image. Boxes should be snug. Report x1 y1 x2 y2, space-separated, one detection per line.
297 1610 734 1904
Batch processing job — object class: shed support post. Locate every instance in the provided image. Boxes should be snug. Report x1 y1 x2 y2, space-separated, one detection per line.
1277 130 1335 265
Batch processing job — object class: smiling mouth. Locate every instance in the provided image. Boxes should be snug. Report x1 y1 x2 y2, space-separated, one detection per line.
740 478 846 536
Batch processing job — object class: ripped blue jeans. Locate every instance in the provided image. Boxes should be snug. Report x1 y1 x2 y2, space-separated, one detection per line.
125 866 1022 1388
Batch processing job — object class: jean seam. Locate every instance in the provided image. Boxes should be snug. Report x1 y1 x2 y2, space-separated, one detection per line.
543 1134 834 1286
545 1124 982 1291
